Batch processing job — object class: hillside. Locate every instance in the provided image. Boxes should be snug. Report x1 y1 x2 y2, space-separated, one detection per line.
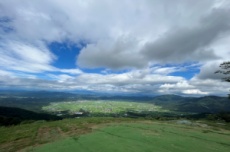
1 118 230 152
0 106 61 126
151 95 230 113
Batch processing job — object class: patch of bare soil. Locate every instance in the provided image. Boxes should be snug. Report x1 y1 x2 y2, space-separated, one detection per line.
35 127 65 143
0 138 31 152
17 127 67 152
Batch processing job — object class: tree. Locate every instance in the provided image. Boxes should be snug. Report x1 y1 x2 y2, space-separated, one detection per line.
215 61 230 98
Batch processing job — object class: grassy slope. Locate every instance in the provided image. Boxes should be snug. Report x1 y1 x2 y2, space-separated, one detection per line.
0 117 133 152
12 120 229 152
0 106 61 126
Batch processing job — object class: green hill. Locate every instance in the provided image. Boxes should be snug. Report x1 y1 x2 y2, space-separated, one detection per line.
151 95 230 113
0 106 61 126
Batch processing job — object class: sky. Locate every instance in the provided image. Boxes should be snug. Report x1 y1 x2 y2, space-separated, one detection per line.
0 0 230 96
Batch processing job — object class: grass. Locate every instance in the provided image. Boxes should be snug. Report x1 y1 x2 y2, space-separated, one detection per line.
1 118 230 152
42 100 168 114
0 117 134 152
32 121 230 152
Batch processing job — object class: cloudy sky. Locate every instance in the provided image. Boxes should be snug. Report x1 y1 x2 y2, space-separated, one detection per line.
0 0 230 96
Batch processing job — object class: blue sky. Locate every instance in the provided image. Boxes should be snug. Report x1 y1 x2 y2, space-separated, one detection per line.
49 42 81 69
0 0 230 96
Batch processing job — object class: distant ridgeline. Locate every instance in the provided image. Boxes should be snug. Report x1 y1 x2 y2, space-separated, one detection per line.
150 95 230 113
0 106 61 126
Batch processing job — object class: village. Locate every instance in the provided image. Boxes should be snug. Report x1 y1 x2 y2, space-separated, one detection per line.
42 100 167 117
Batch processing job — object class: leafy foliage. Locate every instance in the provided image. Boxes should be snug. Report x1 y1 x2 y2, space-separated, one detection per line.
215 61 230 82
215 61 230 98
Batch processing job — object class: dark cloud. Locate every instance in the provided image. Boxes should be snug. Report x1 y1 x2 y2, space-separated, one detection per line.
142 8 230 63
195 61 225 80
77 38 147 69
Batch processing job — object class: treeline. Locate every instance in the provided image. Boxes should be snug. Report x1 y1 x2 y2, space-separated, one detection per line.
205 112 230 122
0 106 61 126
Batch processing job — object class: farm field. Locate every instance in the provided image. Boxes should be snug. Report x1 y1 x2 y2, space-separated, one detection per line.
32 121 230 152
42 100 168 115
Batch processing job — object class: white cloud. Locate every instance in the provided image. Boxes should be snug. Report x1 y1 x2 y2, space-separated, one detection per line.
151 66 184 75
182 89 209 95
0 40 82 75
190 77 230 96
0 70 13 76
58 69 83 75
158 81 194 95
0 40 56 73
160 81 194 90
0 66 229 96
47 74 75 83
